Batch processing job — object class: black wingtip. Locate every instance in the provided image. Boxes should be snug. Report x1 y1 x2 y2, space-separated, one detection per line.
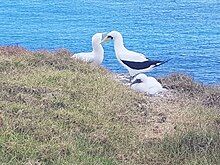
156 58 172 66
164 58 172 63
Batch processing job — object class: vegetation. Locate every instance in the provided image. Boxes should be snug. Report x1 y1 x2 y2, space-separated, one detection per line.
0 46 219 165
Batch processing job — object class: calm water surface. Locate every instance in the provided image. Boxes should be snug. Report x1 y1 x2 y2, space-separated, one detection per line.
0 0 219 84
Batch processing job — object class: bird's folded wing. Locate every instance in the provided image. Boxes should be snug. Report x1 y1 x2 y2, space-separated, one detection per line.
121 60 164 70
119 50 148 62
74 52 94 63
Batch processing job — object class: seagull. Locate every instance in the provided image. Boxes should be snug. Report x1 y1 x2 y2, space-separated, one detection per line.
73 33 105 65
131 73 167 95
101 31 169 77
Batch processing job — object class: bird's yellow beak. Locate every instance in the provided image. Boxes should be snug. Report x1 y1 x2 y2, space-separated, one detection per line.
100 35 112 44
102 33 107 40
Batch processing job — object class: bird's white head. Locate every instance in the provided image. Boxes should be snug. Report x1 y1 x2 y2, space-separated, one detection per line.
101 31 123 44
92 33 104 44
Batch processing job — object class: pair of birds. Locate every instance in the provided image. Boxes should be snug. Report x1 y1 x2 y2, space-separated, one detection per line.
74 31 168 95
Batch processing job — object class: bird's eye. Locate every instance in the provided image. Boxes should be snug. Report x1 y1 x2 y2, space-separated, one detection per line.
107 36 113 39
136 79 142 83
131 78 142 85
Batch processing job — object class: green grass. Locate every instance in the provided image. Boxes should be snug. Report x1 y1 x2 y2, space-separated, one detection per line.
0 46 219 165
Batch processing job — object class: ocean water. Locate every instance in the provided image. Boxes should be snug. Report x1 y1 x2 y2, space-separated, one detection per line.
0 0 219 84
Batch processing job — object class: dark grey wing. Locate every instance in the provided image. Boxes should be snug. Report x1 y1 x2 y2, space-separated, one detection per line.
121 59 169 70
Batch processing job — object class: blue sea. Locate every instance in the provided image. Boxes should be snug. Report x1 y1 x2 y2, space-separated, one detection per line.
0 0 219 84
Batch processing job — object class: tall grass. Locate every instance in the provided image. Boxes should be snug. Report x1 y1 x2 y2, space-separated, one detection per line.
0 46 219 165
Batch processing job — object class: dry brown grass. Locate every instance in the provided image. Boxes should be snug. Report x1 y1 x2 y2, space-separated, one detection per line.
0 46 219 165
160 74 220 108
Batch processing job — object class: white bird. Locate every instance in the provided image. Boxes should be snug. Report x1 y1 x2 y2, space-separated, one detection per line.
131 73 167 95
73 33 105 65
101 31 169 77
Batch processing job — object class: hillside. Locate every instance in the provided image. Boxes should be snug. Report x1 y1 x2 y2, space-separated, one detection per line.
0 46 219 165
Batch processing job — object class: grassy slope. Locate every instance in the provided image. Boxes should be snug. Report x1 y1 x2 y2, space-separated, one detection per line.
0 46 219 165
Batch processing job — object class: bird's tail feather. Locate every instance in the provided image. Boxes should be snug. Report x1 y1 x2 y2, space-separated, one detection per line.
156 58 172 66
